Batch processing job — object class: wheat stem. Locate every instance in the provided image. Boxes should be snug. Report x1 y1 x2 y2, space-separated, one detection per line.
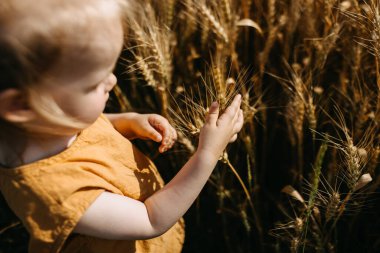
224 155 254 214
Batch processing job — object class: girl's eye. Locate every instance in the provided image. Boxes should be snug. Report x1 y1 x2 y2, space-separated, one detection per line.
86 81 103 92
85 83 100 93
85 72 112 93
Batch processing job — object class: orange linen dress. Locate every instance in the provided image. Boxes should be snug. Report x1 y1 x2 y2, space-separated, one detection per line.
0 114 185 253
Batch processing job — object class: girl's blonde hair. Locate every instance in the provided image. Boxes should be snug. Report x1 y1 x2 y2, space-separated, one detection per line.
0 0 130 165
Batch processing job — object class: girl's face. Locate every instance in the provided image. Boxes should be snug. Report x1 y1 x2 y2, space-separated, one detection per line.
35 6 124 132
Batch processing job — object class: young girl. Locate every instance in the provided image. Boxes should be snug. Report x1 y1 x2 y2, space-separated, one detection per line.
0 0 244 252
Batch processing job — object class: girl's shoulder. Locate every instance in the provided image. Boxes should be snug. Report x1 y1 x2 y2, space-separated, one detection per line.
0 114 116 171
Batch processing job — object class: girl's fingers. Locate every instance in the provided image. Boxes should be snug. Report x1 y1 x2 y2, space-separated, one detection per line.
234 109 244 133
171 127 178 141
158 123 177 152
230 94 242 113
206 101 219 125
149 129 163 142
149 116 170 141
160 135 176 152
218 94 241 123
229 134 238 143
169 128 177 148
231 96 243 126
142 121 162 142
146 114 177 153
163 127 177 151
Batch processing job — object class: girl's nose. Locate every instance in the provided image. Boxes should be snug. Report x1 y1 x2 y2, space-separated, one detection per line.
106 73 117 92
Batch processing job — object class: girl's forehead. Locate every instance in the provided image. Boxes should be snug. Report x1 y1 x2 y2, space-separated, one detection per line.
66 24 123 67
0 0 126 89
47 21 124 84
22 0 124 77
5 0 123 42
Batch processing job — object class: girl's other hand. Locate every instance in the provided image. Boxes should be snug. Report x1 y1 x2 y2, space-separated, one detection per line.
145 114 177 153
197 94 244 159
107 113 177 153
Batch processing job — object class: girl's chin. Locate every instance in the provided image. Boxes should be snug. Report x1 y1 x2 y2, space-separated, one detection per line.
27 126 83 137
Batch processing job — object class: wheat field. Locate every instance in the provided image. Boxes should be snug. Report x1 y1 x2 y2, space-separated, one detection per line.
1 0 379 253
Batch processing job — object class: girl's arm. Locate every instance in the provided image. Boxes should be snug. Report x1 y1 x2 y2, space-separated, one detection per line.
74 95 243 240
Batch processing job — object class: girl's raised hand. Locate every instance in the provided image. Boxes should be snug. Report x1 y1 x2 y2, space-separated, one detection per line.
197 94 244 159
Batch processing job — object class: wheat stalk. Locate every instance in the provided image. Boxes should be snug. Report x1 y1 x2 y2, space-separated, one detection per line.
199 3 229 44
220 0 232 23
125 3 174 114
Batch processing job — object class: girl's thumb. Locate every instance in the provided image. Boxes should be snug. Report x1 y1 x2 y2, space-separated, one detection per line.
147 126 162 142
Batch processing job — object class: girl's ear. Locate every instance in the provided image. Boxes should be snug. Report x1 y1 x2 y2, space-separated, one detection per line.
0 89 36 123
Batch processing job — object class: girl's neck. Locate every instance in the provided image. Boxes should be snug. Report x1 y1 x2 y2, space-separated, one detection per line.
21 133 78 166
